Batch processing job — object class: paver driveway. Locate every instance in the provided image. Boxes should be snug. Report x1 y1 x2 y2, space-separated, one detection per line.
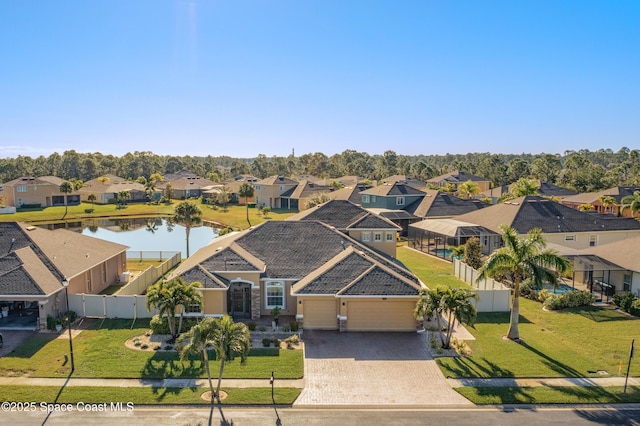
294 330 472 407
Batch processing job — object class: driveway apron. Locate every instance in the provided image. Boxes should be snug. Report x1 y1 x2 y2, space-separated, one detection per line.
294 330 472 407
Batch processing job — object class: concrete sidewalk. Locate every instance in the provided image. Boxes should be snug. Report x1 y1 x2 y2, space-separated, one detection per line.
448 376 640 388
0 376 304 388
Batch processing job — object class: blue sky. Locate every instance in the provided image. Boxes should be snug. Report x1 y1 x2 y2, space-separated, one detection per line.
1 1 638 159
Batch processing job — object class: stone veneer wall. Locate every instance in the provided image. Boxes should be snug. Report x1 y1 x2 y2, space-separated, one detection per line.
251 287 261 320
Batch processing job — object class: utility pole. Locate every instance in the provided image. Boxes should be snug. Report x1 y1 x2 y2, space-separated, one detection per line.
624 339 634 393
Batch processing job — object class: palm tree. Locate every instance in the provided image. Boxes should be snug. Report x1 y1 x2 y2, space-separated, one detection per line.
59 179 83 219
510 178 540 197
414 286 477 349
174 200 203 257
174 280 203 336
477 225 571 341
598 195 616 215
210 315 251 403
458 180 480 199
176 318 219 402
146 278 181 339
621 191 640 218
238 182 255 227
116 190 130 209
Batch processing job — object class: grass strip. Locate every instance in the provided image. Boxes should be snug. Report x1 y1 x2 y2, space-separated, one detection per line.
455 386 640 405
0 385 300 405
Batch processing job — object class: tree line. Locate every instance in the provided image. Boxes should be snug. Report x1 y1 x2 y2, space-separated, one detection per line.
1 147 638 192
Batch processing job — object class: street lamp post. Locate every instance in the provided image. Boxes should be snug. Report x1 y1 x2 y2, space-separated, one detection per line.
62 279 74 373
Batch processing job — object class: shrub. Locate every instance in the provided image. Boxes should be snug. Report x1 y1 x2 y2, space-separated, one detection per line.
150 315 170 335
47 315 57 331
289 321 299 332
536 289 553 303
284 334 300 349
258 325 267 332
248 347 280 356
248 321 257 331
543 290 595 310
262 338 272 347
629 299 640 317
140 344 149 350
613 292 637 313
272 338 281 347
282 324 291 332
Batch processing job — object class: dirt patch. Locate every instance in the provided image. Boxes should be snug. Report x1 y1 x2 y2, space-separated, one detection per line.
125 331 175 352
200 390 228 402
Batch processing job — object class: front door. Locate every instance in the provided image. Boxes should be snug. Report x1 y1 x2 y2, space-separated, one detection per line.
228 284 251 318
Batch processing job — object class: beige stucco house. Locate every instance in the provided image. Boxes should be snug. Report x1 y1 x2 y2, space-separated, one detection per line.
0 176 79 208
168 221 423 332
0 222 128 330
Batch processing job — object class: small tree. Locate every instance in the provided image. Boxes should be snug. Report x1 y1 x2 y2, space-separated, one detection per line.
463 237 483 269
621 191 640 218
164 183 174 203
209 315 251 403
458 180 480 199
87 193 96 206
146 277 202 340
177 318 219 402
510 178 540 197
306 193 332 208
598 195 616 214
578 203 595 211
414 286 477 349
174 200 203 258
238 182 255 227
59 179 83 219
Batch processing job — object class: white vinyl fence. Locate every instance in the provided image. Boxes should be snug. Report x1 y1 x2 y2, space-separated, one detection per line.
452 259 511 312
67 251 180 319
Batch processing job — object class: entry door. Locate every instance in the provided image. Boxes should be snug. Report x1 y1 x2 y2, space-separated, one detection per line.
230 285 251 317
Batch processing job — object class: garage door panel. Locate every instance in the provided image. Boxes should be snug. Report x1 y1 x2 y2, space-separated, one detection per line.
346 300 416 331
303 299 338 330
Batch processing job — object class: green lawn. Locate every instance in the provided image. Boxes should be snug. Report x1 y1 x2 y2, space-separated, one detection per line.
0 319 304 379
397 246 471 289
437 299 640 379
0 202 296 231
455 386 640 404
0 386 301 405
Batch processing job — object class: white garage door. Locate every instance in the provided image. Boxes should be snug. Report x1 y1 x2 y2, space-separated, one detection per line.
303 299 338 330
346 300 416 331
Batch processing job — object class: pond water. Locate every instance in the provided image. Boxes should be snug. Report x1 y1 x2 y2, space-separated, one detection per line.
75 217 219 258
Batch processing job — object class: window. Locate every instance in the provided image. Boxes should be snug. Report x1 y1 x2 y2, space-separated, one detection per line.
396 196 405 206
589 234 598 247
374 232 382 242
86 271 92 293
624 274 632 292
361 232 371 242
385 232 395 242
17 185 27 192
265 281 285 309
279 185 285 192
564 235 575 242
187 304 202 313
255 185 261 190
362 194 370 203
101 262 107 283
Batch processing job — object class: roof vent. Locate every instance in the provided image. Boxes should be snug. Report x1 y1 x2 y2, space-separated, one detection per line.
25 226 36 231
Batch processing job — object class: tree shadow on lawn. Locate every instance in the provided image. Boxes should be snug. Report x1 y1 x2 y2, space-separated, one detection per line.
440 355 515 379
474 312 532 325
150 386 201 402
7 333 58 358
518 340 585 378
559 305 636 323
140 352 205 380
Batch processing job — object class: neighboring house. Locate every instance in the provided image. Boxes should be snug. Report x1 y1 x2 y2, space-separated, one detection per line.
581 236 640 297
287 200 401 257
329 183 373 205
408 196 640 261
360 183 426 235
280 180 334 210
0 176 78 208
254 176 298 209
426 170 491 193
168 221 423 331
80 175 148 204
479 181 577 204
561 186 640 217
0 222 128 330
381 175 426 189
409 190 487 219
319 175 364 187
158 174 218 199
293 174 324 184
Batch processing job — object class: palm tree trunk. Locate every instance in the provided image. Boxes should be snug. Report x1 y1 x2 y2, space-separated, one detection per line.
507 278 521 340
216 357 226 403
245 197 251 227
185 227 191 258
434 312 446 348
203 349 215 403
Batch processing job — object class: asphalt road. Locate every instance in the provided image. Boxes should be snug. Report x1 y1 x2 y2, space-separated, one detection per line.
4 405 640 426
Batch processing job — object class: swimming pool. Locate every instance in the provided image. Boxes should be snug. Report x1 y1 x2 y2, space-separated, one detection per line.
433 248 453 258
544 283 576 294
